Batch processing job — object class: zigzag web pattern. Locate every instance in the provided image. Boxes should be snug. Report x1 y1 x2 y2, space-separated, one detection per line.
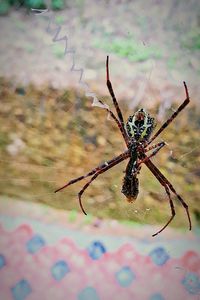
31 7 109 110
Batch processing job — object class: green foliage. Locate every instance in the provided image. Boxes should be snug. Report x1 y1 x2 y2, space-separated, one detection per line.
25 44 34 53
94 37 162 62
15 19 27 30
51 0 65 10
55 15 65 25
0 132 9 150
1 0 65 10
68 209 78 222
181 29 200 51
25 0 47 9
52 44 65 59
194 209 200 226
0 0 11 15
136 15 148 31
167 54 177 69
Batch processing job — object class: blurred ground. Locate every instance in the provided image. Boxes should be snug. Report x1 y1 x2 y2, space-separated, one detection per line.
0 0 200 229
0 78 200 229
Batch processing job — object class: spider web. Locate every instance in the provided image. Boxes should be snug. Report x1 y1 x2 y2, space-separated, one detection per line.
0 1 199 232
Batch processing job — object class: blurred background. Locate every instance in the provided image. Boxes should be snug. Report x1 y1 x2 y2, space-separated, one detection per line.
0 1 200 299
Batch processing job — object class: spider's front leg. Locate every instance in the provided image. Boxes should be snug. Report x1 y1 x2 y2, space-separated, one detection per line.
148 81 190 145
106 56 124 125
77 150 130 214
98 98 129 146
106 56 129 146
55 150 129 193
55 150 130 214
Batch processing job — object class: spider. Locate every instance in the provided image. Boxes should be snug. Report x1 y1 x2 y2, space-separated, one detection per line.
55 56 192 237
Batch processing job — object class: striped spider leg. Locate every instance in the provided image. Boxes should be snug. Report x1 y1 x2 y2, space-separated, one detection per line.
147 81 189 145
77 150 130 215
55 150 130 214
140 82 191 236
106 55 129 147
145 158 191 236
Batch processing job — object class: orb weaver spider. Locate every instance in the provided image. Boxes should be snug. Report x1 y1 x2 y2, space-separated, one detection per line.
55 56 192 237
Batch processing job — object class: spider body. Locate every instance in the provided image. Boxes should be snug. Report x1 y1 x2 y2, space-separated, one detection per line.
126 108 156 141
122 109 156 202
121 147 139 202
55 56 192 237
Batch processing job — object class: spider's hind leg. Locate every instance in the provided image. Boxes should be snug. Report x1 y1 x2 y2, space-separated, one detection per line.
167 182 192 231
145 159 192 236
152 185 176 237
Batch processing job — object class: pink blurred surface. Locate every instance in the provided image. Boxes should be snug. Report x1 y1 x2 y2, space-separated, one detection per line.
0 198 200 300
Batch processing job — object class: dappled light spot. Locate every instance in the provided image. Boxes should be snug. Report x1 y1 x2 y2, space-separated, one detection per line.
0 254 6 269
115 266 135 287
149 247 170 266
11 279 32 300
182 272 200 295
87 241 106 260
51 260 70 281
26 234 45 254
149 293 165 300
78 287 100 300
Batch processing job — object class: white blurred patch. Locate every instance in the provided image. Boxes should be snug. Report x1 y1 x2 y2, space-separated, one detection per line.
6 135 25 156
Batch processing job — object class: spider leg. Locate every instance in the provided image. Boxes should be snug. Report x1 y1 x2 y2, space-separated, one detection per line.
106 56 128 144
148 81 190 145
78 151 130 215
106 56 125 124
144 159 191 236
152 186 175 237
145 141 166 153
166 182 192 230
98 99 129 146
138 142 165 166
130 142 165 177
55 150 130 193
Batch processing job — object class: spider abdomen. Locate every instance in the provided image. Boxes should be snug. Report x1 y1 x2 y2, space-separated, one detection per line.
121 150 139 202
121 175 139 203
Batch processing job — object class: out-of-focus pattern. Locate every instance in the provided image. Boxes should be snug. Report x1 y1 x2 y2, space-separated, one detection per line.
0 198 200 300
